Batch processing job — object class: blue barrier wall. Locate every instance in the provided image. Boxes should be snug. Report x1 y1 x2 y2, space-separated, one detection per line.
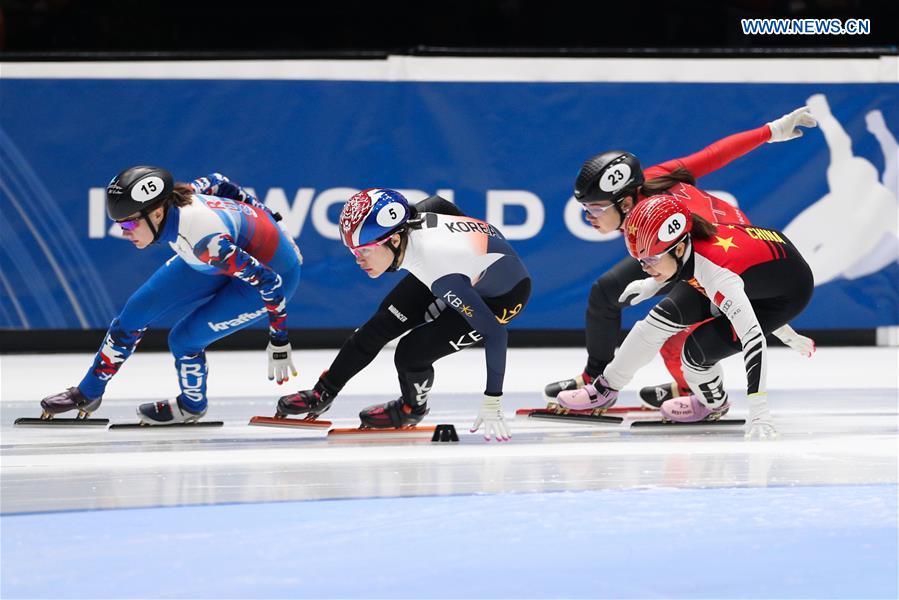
2 60 897 332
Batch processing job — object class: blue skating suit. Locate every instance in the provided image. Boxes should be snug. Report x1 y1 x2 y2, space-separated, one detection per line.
78 174 303 412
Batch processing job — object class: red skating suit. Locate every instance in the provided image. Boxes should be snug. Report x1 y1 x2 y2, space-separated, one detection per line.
639 125 771 389
639 124 771 226
604 224 802 398
685 224 799 395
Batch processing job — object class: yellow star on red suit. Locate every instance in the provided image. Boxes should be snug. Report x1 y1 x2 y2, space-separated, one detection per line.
712 235 738 252
627 223 638 235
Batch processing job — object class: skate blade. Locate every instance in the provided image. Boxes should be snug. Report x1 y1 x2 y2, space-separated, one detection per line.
517 406 655 417
14 417 110 427
327 425 437 438
630 419 745 430
248 416 332 429
108 421 224 430
523 409 623 425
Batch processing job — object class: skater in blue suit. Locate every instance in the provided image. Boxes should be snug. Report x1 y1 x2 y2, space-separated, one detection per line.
39 166 303 425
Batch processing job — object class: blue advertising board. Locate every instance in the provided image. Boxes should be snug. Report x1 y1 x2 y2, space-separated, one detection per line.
1 59 897 333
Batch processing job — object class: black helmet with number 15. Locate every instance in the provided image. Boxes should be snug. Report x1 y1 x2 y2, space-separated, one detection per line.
106 165 174 221
574 150 644 205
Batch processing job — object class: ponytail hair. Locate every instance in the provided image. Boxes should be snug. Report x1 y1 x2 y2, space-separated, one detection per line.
640 166 696 196
690 214 718 241
163 182 195 209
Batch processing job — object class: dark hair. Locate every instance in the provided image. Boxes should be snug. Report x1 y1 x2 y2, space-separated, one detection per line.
391 204 420 253
690 214 718 240
640 166 696 196
161 182 195 209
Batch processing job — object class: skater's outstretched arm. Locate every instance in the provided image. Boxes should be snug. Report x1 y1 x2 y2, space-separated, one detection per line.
431 273 509 396
190 173 274 218
193 233 296 384
648 106 816 179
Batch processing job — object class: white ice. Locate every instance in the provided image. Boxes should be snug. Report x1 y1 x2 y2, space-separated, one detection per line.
1 347 897 599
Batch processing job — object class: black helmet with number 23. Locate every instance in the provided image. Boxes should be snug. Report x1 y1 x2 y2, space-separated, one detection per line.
574 150 644 206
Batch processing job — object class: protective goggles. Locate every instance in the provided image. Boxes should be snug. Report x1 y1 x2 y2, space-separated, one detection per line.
348 236 391 258
115 216 142 232
637 241 680 267
582 201 620 218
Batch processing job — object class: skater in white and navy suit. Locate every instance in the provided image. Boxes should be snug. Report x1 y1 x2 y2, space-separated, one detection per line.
276 189 531 441
39 166 304 425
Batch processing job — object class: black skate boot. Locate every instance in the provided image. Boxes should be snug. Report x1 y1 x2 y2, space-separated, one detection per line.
359 398 429 429
639 382 688 409
543 373 593 402
40 387 102 420
276 375 338 418
137 395 206 425
359 367 433 429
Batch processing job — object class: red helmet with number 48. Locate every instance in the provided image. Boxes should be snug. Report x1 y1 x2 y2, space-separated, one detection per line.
624 194 693 262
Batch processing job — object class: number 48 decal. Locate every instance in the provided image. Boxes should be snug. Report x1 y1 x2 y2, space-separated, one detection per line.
668 219 682 235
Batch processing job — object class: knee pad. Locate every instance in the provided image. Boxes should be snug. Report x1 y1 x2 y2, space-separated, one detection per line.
393 335 425 373
423 298 447 323
590 273 623 309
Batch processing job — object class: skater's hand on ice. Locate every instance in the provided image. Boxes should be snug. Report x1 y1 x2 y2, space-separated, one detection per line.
771 325 815 358
470 394 511 442
767 106 817 143
619 277 665 306
745 392 778 440
267 341 298 385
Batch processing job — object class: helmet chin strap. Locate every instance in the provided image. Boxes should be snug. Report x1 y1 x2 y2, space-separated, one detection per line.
667 235 692 282
142 205 168 243
612 192 635 230
613 203 627 230
385 232 405 272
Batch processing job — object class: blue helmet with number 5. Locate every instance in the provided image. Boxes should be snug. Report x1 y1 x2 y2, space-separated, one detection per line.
106 165 174 220
339 188 412 249
574 150 644 205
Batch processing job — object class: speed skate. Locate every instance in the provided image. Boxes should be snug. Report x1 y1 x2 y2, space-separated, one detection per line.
516 402 652 425
327 425 437 439
517 402 745 431
248 412 434 437
14 416 110 427
248 415 333 429
14 416 223 429
108 421 224 429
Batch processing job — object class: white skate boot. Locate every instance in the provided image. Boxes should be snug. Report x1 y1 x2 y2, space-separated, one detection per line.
137 396 206 426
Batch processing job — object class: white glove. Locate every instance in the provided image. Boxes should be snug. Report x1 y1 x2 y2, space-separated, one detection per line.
745 392 778 440
767 106 817 143
470 395 511 442
618 277 665 306
266 341 297 385
771 325 815 358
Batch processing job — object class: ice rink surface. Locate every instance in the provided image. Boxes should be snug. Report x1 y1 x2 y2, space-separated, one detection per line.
1 346 897 599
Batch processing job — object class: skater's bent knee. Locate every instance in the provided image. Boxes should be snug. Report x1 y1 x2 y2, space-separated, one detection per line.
591 274 626 308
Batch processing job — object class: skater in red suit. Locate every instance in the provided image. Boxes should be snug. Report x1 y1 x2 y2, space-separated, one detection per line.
557 194 814 439
544 106 818 406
